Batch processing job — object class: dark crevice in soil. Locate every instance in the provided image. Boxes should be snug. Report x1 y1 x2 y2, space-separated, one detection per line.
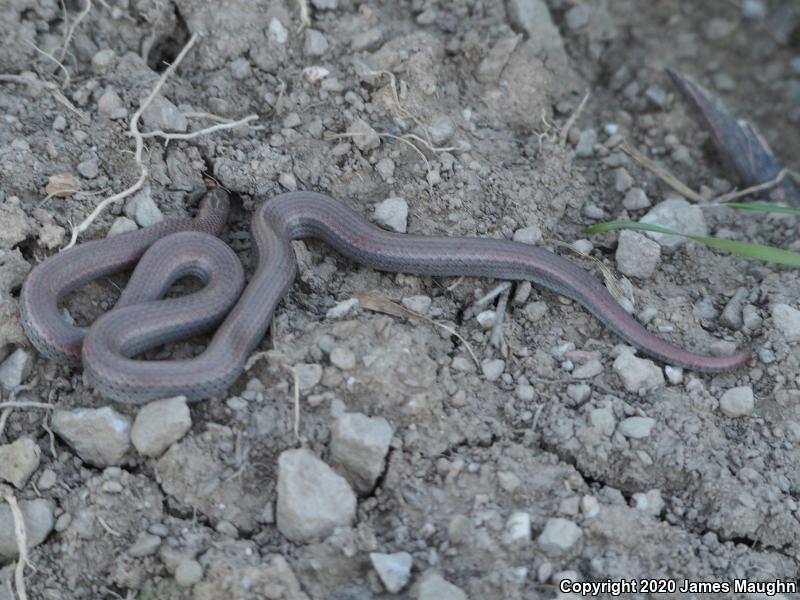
145 7 190 72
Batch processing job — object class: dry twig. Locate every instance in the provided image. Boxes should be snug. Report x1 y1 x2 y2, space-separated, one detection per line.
559 90 590 144
4 494 30 600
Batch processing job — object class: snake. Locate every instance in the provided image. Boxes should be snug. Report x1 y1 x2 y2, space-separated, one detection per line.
20 188 750 404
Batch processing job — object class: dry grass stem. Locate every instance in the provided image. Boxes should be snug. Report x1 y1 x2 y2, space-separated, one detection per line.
559 89 590 144
4 494 30 600
357 292 480 367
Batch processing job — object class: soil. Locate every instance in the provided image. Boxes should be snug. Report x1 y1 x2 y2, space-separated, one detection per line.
1 0 800 598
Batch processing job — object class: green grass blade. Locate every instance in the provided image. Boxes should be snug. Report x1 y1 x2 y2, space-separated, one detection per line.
724 202 800 215
585 221 800 267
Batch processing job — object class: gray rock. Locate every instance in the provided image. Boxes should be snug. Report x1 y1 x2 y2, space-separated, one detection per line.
375 158 395 180
612 351 664 392
311 0 337 8
350 27 384 52
614 167 634 192
141 95 188 133
513 224 542 245
633 489 664 516
645 85 669 109
742 304 762 332
295 363 323 391
0 204 32 250
575 129 597 157
0 349 31 391
268 18 289 44
615 230 661 278
77 157 100 179
304 29 329 56
618 416 656 439
331 412 393 493
131 396 191 457
771 304 800 342
52 406 132 466
175 558 203 587
720 288 748 330
0 499 54 561
623 187 650 210
98 87 125 118
571 359 603 379
347 118 380 151
537 517 582 555
38 223 65 250
91 49 116 73
128 532 161 557
0 249 31 294
329 347 356 370
428 115 455 145
107 216 138 237
401 295 431 314
276 448 357 543
229 57 252 80
589 406 615 436
124 188 163 227
417 572 467 600
0 437 40 489
566 383 591 404
375 197 408 233
741 0 767 19
481 358 505 381
719 386 755 417
370 551 412 593
640 197 707 251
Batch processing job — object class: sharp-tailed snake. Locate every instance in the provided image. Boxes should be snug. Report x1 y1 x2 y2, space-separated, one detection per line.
20 188 750 404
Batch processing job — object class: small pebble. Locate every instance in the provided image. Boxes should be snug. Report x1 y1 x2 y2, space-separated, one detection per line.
512 225 542 245
0 437 40 489
175 559 203 587
622 187 650 210
640 198 707 250
575 129 597 157
347 118 380 151
612 351 664 392
771 304 800 342
375 158 395 180
618 416 656 439
537 518 582 555
128 532 161 557
131 396 191 457
51 406 132 466
107 216 138 237
614 168 634 192
330 347 356 370
370 551 412 593
481 358 505 382
0 349 32 391
719 386 755 417
401 294 431 314
615 230 661 278
417 572 467 600
504 511 531 545
124 188 163 227
375 197 408 233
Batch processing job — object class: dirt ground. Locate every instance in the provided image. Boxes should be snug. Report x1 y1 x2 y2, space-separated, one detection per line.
1 0 800 598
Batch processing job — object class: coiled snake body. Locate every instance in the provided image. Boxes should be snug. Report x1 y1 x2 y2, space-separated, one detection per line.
20 189 749 403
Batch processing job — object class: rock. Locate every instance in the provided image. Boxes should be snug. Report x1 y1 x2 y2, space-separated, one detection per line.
124 188 163 227
329 347 356 370
623 187 650 210
589 406 615 436
131 396 192 457
375 158 395 180
107 216 138 237
304 29 329 56
326 297 358 319
347 118 380 151
513 224 542 245
0 297 25 358
503 511 531 545
51 406 132 466
742 304 762 332
77 157 100 179
141 95 188 133
566 383 591 404
645 85 669 109
330 412 393 493
401 295 431 314
0 203 32 249
350 27 384 52
614 167 634 192
417 572 467 600
229 57 252 80
428 115 455 145
268 18 289 44
175 559 203 587
0 437 40 489
640 197 707 250
481 358 505 381
295 363 323 391
575 128 597 157
0 349 31 391
98 87 125 118
720 288 748 330
91 49 116 73
618 416 656 439
664 366 683 385
771 304 800 342
128 532 161 557
311 0 337 8
741 0 767 19
615 230 661 278
370 551 412 593
0 499 54 561
719 386 755 417
612 351 664 392
39 223 65 249
633 489 664 516
537 518 582 555
0 249 31 294
276 448 357 543
375 197 408 233
571 359 603 379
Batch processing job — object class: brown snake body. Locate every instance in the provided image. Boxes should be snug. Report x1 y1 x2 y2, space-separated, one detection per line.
20 189 750 403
